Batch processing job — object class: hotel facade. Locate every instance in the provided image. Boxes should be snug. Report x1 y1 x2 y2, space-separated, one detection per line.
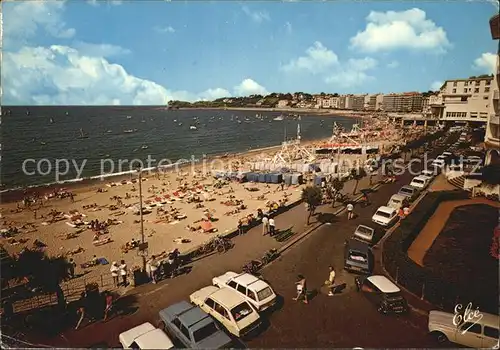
485 13 499 165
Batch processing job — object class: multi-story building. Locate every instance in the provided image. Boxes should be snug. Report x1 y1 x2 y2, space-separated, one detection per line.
338 95 347 109
344 95 354 110
436 76 494 123
382 92 424 112
351 95 366 111
331 96 340 109
485 14 499 165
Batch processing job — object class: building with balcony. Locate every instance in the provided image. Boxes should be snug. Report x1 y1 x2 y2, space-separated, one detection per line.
351 95 366 111
382 92 423 112
485 13 500 165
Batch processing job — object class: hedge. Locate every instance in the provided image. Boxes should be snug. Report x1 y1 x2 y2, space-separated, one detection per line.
382 190 498 313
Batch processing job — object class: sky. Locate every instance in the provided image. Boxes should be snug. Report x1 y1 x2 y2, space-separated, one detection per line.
2 0 499 106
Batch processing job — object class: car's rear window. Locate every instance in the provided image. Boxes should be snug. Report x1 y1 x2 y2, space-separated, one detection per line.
400 188 412 195
231 302 254 322
375 210 391 218
193 322 218 343
349 251 367 262
413 179 424 184
256 287 273 301
357 226 373 235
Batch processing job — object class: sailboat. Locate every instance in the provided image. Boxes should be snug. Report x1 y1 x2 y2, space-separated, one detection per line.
78 128 89 139
49 117 54 124
273 115 284 121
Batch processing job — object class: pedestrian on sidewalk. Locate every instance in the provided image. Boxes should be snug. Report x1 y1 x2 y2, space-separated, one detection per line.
67 258 76 279
149 255 158 284
103 291 114 321
293 274 308 304
110 262 119 287
75 292 87 330
262 216 269 236
327 266 336 296
346 202 354 220
119 260 128 287
269 217 276 236
237 219 244 235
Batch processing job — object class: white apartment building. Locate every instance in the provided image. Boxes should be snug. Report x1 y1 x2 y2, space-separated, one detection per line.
366 94 383 111
351 95 366 111
344 95 354 110
485 14 499 165
435 76 493 122
382 92 423 112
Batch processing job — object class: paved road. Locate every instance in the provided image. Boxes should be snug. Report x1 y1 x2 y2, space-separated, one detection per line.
28 135 457 348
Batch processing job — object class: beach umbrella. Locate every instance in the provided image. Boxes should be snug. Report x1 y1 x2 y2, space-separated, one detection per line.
201 220 213 232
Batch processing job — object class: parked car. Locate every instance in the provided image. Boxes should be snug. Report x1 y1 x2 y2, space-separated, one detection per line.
387 194 406 211
355 275 408 314
428 310 499 348
371 206 399 227
119 322 175 349
344 238 372 274
158 301 232 349
189 286 261 338
441 152 453 158
409 175 431 190
431 158 446 168
398 185 419 202
420 169 436 179
352 224 375 244
212 272 277 312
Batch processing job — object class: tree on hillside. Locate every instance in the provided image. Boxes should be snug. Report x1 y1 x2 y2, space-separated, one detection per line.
301 186 323 224
351 167 367 195
13 248 70 309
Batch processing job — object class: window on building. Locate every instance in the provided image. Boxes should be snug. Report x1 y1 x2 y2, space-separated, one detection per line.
463 89 468 93
453 82 457 86
485 87 490 93
486 80 491 86
461 96 468 101
446 112 451 118
453 89 457 93
474 88 480 93
484 96 489 100
464 81 468 86
462 113 467 118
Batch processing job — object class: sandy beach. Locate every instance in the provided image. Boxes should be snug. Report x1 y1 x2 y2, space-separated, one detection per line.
0 119 420 298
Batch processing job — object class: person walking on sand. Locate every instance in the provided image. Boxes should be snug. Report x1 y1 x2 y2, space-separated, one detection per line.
293 274 308 304
327 266 336 296
269 217 276 236
119 260 128 287
262 216 269 236
68 258 76 279
110 262 119 287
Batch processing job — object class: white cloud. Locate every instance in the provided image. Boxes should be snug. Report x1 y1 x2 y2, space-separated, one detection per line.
325 57 378 88
387 60 399 68
242 6 270 23
154 25 175 34
4 0 75 44
87 0 99 6
281 41 339 74
87 0 123 6
73 42 131 58
350 8 450 53
430 81 443 91
2 45 238 105
473 52 497 74
233 79 268 96
110 0 123 4
486 0 499 11
285 22 293 34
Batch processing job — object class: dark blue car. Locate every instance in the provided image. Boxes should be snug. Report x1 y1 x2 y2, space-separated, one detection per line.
158 301 233 348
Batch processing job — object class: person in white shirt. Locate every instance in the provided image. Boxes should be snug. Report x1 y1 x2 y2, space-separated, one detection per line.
327 266 336 296
110 262 119 287
346 203 354 220
149 255 158 284
269 218 276 236
262 216 269 235
119 260 128 286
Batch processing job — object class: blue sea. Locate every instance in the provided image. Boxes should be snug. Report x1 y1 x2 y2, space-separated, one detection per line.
0 106 356 191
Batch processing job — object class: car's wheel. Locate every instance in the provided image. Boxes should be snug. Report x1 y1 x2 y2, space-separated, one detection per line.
432 331 448 344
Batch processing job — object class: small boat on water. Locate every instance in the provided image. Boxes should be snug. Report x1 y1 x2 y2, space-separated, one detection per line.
190 125 197 130
141 145 148 149
40 142 46 145
178 123 183 126
273 115 284 121
106 130 112 133
123 129 137 133
126 115 132 119
78 128 89 139
50 118 54 124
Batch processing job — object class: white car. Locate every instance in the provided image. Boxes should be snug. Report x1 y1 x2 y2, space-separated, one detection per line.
119 322 175 349
189 286 261 338
441 152 452 158
353 224 375 244
387 194 406 210
428 310 499 348
420 169 436 178
409 175 431 190
431 159 445 168
212 272 277 312
371 206 398 227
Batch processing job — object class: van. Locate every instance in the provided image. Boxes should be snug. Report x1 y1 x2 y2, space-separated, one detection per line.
428 310 499 348
343 238 372 274
355 275 408 314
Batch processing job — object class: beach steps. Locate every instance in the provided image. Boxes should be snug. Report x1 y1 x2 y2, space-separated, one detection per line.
448 175 465 189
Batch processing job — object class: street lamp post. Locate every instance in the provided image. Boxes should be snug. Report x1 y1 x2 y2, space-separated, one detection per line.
137 169 147 272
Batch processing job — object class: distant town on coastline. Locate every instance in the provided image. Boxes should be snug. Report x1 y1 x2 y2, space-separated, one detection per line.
168 73 495 118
